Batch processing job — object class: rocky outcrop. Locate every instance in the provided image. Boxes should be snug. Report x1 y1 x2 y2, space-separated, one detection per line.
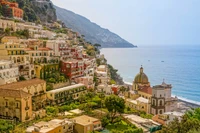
16 0 57 23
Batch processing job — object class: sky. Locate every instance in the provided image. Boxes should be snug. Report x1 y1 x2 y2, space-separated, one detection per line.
51 0 200 46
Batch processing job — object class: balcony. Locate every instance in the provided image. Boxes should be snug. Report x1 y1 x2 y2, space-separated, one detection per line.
25 106 30 110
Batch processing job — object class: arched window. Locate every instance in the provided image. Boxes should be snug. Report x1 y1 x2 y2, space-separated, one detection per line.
159 100 163 106
159 110 163 114
153 100 155 106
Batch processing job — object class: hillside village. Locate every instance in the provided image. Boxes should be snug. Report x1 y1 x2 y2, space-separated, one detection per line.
0 0 200 133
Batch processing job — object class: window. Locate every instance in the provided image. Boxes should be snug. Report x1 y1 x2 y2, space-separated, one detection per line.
159 110 163 114
160 94 162 97
159 100 163 106
26 101 28 107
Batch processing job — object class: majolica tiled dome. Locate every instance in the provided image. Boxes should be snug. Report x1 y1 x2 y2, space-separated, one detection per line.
134 66 149 84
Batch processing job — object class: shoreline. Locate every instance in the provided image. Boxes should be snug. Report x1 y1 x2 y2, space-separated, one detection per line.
124 81 200 108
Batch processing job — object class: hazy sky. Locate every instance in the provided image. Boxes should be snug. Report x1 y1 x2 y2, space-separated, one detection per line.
51 0 200 45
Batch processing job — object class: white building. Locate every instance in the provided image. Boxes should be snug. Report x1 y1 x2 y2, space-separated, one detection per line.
151 81 178 115
0 60 19 85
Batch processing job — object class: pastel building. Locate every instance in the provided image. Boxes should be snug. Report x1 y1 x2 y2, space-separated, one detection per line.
0 0 23 19
0 60 19 85
46 40 71 58
26 119 74 133
0 79 47 111
0 89 32 122
125 97 150 113
74 76 95 89
47 84 87 105
72 115 102 133
61 59 84 79
151 81 178 115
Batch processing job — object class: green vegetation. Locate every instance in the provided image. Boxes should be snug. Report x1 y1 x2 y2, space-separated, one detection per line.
54 28 68 34
106 120 143 133
0 120 13 132
105 95 125 123
11 29 29 39
124 107 153 119
158 108 200 133
19 76 26 81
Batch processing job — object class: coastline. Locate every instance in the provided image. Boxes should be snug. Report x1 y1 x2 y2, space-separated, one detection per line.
124 81 200 108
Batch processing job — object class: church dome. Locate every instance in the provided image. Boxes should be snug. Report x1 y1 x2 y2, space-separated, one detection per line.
134 66 149 84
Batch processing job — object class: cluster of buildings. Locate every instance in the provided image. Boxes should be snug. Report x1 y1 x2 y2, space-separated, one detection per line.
0 78 88 122
0 0 23 19
26 115 102 133
123 66 178 115
0 17 102 123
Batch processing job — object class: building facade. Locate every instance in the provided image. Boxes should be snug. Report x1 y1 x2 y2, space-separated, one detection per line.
61 59 84 79
0 0 23 19
0 60 19 85
0 79 47 111
0 89 32 122
72 115 102 133
47 84 87 105
151 81 178 115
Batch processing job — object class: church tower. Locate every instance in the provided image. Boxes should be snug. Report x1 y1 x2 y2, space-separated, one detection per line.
151 85 165 115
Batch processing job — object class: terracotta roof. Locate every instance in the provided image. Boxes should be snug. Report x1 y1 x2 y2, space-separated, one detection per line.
0 89 31 98
139 86 152 95
0 78 46 90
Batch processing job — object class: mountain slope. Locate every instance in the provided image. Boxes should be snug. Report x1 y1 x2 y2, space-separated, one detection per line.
54 5 136 48
16 0 56 22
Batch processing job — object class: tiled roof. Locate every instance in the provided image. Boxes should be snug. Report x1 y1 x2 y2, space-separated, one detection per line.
0 78 46 90
139 86 152 95
0 89 31 98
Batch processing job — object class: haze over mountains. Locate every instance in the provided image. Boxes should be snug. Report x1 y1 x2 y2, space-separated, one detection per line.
54 5 135 48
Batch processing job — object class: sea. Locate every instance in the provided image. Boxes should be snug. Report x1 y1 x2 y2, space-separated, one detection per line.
101 45 200 105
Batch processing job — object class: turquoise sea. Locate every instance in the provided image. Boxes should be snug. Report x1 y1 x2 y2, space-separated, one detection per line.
101 45 200 104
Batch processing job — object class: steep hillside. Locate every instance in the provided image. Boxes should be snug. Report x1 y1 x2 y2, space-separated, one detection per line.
16 0 57 23
54 5 136 48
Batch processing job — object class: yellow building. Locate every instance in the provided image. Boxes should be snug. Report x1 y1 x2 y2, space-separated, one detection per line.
0 36 35 79
126 97 150 113
0 78 46 111
124 66 153 114
72 115 102 133
0 36 29 63
26 118 74 133
0 89 32 122
47 84 87 105
26 121 62 133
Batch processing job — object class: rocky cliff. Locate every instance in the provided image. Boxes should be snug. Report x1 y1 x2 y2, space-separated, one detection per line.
16 0 57 23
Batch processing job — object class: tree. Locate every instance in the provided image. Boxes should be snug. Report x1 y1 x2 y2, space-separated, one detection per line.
45 106 58 116
0 120 13 133
105 95 125 123
94 43 101 48
158 108 200 133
